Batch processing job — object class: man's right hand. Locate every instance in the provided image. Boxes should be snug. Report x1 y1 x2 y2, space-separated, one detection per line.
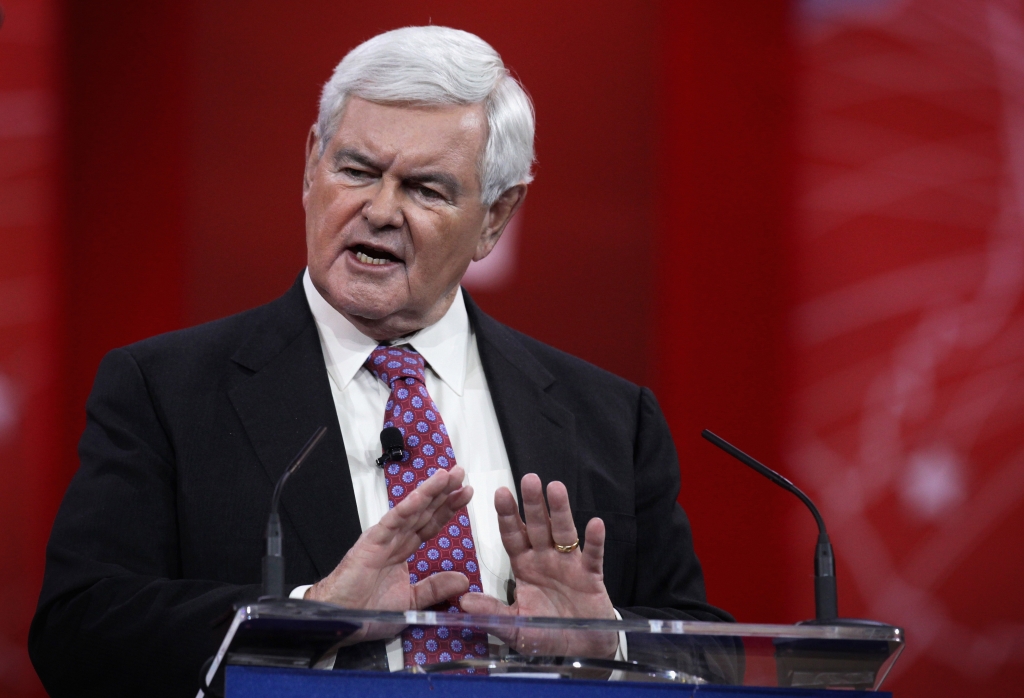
305 465 472 642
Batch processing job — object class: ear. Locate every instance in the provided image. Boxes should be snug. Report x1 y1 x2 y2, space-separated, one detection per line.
302 125 321 204
473 184 528 262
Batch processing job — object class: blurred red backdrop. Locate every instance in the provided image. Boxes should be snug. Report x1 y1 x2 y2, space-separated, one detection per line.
0 0 1021 696
786 1 1024 693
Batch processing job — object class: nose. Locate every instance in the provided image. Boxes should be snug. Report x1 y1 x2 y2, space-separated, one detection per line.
363 179 404 230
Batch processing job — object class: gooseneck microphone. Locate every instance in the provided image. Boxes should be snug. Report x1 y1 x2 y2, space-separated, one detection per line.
701 429 838 621
376 426 405 467
262 426 328 599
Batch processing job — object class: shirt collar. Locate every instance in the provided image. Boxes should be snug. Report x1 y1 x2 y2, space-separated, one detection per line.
408 284 470 396
303 268 470 395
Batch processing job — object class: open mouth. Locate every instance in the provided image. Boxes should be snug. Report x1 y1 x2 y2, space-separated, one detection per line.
350 244 401 266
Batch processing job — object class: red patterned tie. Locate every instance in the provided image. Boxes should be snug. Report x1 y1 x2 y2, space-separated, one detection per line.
365 345 488 670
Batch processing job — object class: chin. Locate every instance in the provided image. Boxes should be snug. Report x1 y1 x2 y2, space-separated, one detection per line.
335 288 406 324
314 270 391 315
339 297 399 323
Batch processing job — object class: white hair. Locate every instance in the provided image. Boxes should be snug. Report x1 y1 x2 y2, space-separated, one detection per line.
317 26 535 205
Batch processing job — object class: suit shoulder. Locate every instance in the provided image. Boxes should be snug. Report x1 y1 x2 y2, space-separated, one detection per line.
123 305 258 359
514 328 639 390
476 312 644 405
117 279 309 375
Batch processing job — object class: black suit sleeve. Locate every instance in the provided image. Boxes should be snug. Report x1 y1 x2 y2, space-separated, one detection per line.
616 387 730 622
29 348 262 698
616 388 743 683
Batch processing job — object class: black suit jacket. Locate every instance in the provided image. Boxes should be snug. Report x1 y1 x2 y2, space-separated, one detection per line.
29 275 731 697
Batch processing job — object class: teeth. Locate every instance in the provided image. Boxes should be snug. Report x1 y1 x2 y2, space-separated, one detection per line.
355 250 389 266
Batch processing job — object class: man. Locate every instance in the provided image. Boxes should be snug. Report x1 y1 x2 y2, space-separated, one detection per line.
30 26 731 697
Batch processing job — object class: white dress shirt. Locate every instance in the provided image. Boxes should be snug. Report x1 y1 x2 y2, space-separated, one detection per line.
295 269 516 667
293 269 625 668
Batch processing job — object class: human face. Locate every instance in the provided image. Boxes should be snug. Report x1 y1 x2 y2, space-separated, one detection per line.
303 97 522 340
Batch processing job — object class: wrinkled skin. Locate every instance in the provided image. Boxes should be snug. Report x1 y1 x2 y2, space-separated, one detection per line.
303 97 524 342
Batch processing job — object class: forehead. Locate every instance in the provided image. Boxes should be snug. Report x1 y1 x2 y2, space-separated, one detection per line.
328 97 487 173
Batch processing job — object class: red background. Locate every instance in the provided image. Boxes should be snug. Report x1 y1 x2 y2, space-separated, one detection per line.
1 0 1022 696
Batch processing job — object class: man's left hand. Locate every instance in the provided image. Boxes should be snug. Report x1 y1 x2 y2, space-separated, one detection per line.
460 473 618 658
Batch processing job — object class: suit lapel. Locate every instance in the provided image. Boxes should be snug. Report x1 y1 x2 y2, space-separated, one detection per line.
465 293 579 515
228 278 363 578
226 282 581 579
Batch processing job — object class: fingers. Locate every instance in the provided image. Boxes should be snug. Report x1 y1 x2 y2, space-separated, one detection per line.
416 484 473 541
405 465 466 513
508 475 580 555
461 593 517 644
460 592 510 616
415 466 471 534
374 466 471 551
581 517 606 576
546 480 579 550
520 473 554 550
388 465 464 526
380 469 448 532
440 483 473 516
495 486 530 557
411 571 470 609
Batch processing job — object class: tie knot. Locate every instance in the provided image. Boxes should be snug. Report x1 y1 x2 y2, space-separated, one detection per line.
365 345 426 386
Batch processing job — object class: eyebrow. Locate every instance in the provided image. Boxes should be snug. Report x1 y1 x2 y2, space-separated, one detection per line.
331 147 463 199
331 147 380 171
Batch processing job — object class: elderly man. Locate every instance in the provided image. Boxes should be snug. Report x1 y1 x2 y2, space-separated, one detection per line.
30 26 730 697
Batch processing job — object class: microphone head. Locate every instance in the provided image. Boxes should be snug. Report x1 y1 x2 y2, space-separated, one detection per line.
381 427 404 452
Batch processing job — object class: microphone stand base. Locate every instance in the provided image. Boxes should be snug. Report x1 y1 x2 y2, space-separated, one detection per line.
776 619 903 690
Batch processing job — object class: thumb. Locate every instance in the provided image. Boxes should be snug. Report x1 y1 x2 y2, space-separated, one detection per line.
410 572 470 609
460 592 516 645
459 592 511 616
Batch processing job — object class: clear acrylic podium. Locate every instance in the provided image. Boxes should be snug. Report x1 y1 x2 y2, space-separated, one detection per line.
199 601 904 697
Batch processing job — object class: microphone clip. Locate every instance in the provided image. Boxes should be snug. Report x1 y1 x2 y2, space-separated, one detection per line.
376 446 404 467
376 426 405 468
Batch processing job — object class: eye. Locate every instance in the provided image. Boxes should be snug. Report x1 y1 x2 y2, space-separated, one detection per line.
414 184 444 201
341 167 373 179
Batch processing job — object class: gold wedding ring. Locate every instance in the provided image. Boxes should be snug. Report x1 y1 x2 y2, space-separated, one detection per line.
554 538 579 553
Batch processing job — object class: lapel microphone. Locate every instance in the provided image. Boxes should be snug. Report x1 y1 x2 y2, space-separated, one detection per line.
377 427 405 468
262 426 328 599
